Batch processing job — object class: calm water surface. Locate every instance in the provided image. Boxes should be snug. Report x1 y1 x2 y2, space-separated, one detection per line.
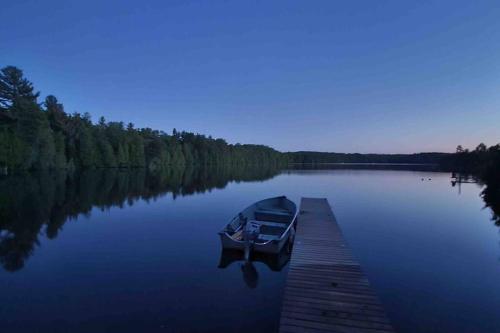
0 167 499 332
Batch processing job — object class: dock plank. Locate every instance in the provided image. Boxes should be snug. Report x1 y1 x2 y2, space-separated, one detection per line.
279 198 394 333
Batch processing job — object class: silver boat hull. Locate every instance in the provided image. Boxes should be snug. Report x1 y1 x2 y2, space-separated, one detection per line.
218 196 297 255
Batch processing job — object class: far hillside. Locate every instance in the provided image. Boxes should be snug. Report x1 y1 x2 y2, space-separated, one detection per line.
286 151 449 164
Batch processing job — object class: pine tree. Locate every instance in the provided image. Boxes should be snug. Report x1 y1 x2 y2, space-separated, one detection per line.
44 95 66 132
0 66 39 109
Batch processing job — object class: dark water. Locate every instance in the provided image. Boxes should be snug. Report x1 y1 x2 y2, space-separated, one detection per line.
0 166 499 333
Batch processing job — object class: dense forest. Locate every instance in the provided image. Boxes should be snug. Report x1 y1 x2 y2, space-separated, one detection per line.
442 143 500 174
0 66 286 172
286 151 449 164
1 65 497 174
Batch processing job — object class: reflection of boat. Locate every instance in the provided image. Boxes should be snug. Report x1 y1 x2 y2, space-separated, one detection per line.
218 196 297 257
218 248 291 289
241 261 258 289
218 247 291 272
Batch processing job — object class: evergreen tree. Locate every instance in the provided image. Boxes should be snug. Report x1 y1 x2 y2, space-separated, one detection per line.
44 95 66 132
0 66 39 109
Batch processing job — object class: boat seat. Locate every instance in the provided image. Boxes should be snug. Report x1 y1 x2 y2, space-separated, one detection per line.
254 209 292 223
249 220 287 228
256 207 290 214
258 234 281 241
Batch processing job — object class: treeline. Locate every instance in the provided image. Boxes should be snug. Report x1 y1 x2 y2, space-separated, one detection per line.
0 66 286 172
441 143 500 174
286 151 449 164
0 165 281 272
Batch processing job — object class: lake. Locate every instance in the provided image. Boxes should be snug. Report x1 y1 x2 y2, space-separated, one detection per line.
0 166 499 333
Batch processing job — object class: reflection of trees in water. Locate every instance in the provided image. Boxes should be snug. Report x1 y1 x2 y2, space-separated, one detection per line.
448 146 500 225
451 171 500 226
0 165 281 272
482 184 500 226
479 172 500 226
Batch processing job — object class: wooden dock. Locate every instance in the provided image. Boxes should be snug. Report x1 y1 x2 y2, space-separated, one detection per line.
279 198 395 333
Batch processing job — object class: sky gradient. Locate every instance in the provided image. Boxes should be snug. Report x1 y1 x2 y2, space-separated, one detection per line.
1 0 499 153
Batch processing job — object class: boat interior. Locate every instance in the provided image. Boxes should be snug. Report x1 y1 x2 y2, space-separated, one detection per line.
227 199 295 244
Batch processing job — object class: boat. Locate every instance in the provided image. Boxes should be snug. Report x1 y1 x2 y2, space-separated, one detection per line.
218 196 298 258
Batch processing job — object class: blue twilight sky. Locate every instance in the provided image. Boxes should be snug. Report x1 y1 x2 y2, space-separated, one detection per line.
1 0 499 153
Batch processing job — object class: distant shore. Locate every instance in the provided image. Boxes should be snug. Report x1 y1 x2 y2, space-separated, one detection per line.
288 162 438 166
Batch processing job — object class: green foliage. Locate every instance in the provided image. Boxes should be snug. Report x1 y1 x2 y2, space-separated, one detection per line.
117 143 129 168
53 132 67 168
0 127 25 169
33 119 56 169
0 65 287 172
78 126 97 168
